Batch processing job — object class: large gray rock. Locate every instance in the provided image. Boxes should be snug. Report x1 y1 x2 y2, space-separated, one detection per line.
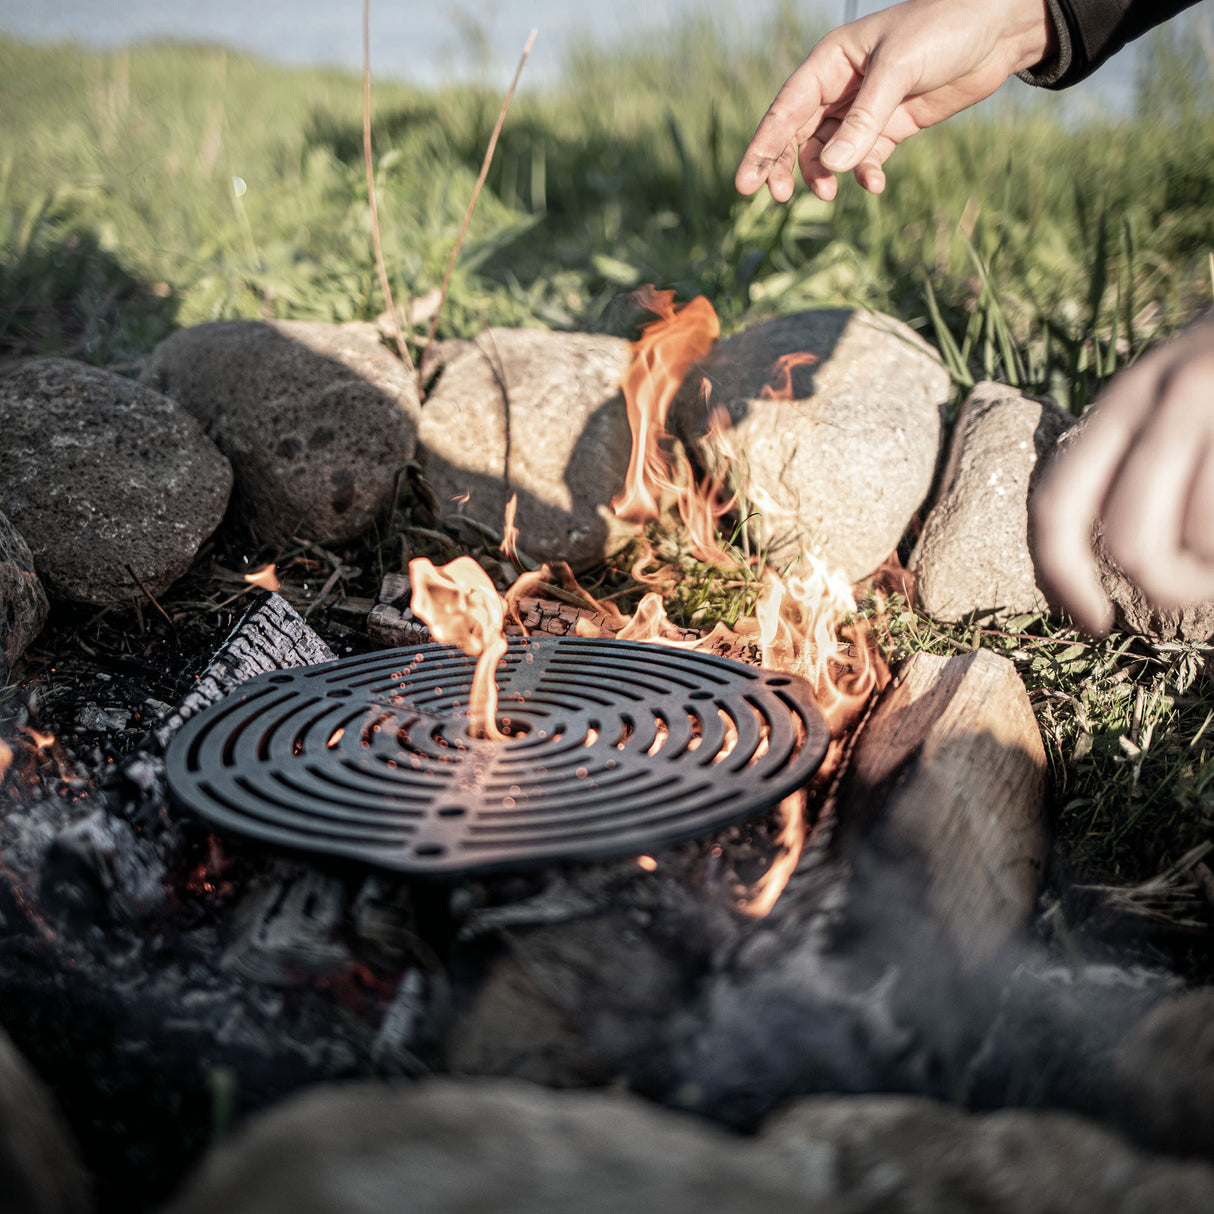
672 308 948 581
142 320 419 547
0 510 48 674
1116 988 1214 1157
910 382 1072 621
0 1024 91 1214
0 359 232 605
165 1078 785 1214
165 1079 1214 1214
417 329 636 570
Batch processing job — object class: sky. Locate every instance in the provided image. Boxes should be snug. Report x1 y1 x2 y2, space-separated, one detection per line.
0 0 853 87
0 0 1174 108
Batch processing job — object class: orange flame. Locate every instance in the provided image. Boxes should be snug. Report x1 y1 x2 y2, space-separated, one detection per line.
501 493 520 563
409 556 508 741
244 564 281 592
611 287 719 524
0 737 11 783
759 351 818 399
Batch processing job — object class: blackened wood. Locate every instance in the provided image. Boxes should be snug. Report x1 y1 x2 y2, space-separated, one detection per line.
149 591 336 752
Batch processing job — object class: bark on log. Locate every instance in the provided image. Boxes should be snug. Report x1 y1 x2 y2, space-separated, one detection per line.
835 648 1046 969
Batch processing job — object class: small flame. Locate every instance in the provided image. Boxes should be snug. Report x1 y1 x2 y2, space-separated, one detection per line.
0 737 11 783
637 855 658 872
740 791 806 917
409 556 508 741
21 728 55 751
244 563 281 592
759 351 818 399
501 493 520 563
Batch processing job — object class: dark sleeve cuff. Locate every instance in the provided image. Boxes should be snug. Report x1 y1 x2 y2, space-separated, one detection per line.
1016 0 1074 89
1018 0 1203 91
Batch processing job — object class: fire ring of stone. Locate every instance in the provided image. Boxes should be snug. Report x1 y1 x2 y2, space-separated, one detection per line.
164 636 831 876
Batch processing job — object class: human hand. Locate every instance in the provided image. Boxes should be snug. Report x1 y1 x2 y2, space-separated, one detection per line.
735 0 1053 202
1031 317 1214 635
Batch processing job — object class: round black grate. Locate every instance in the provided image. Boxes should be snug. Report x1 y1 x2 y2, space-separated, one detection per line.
164 636 831 877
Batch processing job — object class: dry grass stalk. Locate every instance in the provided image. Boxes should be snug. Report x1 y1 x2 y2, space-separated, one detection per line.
363 0 415 377
421 28 538 373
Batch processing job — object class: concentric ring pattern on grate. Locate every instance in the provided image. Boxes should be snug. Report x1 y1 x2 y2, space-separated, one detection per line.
164 636 831 876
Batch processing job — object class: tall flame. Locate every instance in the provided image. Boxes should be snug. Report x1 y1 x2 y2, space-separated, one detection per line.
404 285 890 917
610 287 889 915
610 287 719 524
409 556 508 741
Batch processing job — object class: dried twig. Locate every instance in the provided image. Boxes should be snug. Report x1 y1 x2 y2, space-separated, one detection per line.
421 28 537 373
363 0 415 377
125 563 177 637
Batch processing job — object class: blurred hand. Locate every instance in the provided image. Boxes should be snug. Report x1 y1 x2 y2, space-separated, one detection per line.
1032 317 1214 635
735 0 1053 201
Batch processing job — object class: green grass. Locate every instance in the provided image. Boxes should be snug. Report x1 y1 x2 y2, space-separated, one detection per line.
2 13 1214 902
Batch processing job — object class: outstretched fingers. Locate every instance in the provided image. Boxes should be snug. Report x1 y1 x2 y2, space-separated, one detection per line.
1031 402 1136 637
819 48 915 173
735 63 827 199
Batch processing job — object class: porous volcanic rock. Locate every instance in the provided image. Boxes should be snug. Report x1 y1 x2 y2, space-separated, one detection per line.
0 359 232 605
142 320 419 546
909 382 1073 622
164 1079 1214 1214
0 1024 91 1214
417 329 636 569
1115 988 1214 1157
671 308 948 581
0 510 48 674
1032 412 1214 642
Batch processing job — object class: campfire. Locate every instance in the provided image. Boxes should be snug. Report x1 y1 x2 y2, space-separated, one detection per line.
0 287 1097 1212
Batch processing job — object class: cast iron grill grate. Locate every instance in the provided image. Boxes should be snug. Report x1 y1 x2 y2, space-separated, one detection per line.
164 636 831 876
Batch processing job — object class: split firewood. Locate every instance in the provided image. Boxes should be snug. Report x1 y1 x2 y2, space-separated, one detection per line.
834 647 1047 969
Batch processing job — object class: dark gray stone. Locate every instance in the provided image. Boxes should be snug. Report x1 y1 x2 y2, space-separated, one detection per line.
0 1024 91 1214
142 320 419 546
0 359 232 605
417 328 636 570
0 510 48 674
910 382 1073 621
672 308 948 581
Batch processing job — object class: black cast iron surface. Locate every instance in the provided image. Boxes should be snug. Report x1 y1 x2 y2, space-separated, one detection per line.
164 635 831 875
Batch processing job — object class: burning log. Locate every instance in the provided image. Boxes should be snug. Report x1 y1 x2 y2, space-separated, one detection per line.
834 647 1047 969
656 647 1048 1123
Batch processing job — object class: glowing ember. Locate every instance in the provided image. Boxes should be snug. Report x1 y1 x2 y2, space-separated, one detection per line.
409 556 509 741
637 855 658 872
244 564 281 592
21 727 55 751
0 737 11 783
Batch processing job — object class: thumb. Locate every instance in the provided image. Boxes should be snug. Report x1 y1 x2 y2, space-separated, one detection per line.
819 59 911 173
